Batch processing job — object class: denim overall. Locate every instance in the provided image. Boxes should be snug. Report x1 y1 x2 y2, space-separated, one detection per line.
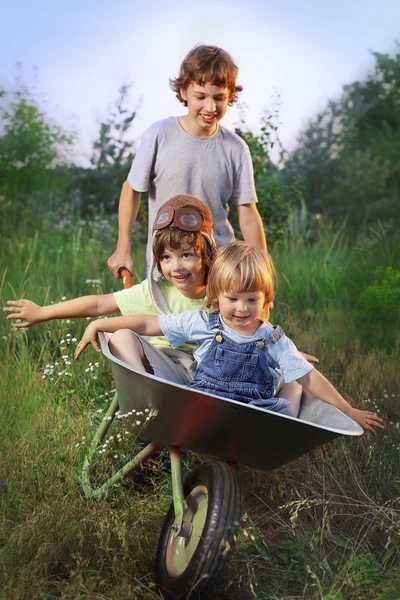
188 313 295 416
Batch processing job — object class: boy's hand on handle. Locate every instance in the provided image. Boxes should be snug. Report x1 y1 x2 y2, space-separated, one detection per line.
118 266 133 289
4 300 42 327
107 248 134 279
74 322 102 360
347 407 384 435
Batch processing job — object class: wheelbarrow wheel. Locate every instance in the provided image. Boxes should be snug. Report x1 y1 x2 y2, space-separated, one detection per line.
155 460 241 599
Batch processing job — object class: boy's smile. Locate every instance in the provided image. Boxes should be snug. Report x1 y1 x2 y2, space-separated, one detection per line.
159 245 206 299
179 82 229 137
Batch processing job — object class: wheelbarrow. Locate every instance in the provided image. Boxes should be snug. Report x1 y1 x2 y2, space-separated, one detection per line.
80 270 363 599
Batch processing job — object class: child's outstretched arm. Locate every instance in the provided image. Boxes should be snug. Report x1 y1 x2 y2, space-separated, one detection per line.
297 369 384 434
74 314 162 360
4 294 119 328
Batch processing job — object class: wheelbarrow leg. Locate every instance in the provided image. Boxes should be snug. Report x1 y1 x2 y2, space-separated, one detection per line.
80 392 161 500
92 391 120 446
168 447 185 536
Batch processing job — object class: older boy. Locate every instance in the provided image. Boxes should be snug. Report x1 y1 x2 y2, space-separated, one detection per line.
108 44 266 278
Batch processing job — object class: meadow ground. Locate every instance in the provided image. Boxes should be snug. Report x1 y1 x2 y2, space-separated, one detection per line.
1 215 399 600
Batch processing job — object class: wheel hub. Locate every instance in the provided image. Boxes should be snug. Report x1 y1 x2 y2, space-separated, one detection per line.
165 485 208 577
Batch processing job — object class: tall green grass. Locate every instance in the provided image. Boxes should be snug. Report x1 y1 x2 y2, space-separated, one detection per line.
1 215 399 599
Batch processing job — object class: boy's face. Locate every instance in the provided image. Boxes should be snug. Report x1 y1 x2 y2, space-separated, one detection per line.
159 244 206 299
180 82 230 136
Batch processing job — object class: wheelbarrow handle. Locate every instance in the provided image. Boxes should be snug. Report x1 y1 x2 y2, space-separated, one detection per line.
117 266 133 289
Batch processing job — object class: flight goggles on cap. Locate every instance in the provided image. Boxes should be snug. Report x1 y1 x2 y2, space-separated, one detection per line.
153 206 211 233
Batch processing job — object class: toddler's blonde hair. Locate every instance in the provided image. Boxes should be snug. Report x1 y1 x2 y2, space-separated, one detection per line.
207 242 275 320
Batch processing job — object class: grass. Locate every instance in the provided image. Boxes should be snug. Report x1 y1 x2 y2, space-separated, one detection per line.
1 213 400 599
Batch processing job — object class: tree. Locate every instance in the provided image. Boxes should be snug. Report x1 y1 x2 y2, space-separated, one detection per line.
69 83 138 216
282 100 343 214
235 96 302 243
0 67 74 198
282 43 400 230
90 82 137 171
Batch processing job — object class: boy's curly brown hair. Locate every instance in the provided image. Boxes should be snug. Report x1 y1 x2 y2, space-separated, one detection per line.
170 45 243 106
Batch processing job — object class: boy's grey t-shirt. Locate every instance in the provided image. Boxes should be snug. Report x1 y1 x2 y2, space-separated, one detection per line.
127 116 258 272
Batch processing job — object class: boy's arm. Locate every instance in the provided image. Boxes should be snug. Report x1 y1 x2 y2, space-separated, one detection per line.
4 294 119 327
74 315 161 359
297 369 384 434
236 204 267 250
107 181 141 278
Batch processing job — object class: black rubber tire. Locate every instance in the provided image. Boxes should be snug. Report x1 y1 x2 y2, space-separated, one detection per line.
155 460 241 599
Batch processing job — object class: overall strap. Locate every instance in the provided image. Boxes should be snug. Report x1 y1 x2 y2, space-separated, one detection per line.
265 325 285 346
208 311 221 331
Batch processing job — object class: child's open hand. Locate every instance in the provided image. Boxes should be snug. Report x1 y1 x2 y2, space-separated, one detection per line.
300 351 319 364
74 322 102 360
3 299 42 327
347 407 384 434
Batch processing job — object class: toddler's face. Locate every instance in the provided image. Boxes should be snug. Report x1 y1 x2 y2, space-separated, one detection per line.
180 81 229 136
218 276 266 335
159 244 206 300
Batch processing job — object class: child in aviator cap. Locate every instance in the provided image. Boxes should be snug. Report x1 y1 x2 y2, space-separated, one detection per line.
107 195 217 382
4 195 216 384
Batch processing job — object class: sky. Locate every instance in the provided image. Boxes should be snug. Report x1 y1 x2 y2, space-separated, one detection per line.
1 0 399 166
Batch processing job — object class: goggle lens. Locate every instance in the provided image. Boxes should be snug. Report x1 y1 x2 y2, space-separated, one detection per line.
155 211 171 227
179 212 201 228
153 206 204 232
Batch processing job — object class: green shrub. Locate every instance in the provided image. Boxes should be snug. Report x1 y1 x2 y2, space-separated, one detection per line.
353 266 400 345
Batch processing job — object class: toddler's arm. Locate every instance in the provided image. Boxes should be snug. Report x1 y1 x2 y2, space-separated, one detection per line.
300 351 319 364
266 308 319 365
297 369 384 434
4 294 118 327
74 314 162 359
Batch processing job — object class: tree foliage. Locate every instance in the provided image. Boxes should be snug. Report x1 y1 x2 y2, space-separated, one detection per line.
69 83 138 217
90 82 137 171
283 43 400 230
0 68 74 198
235 97 303 244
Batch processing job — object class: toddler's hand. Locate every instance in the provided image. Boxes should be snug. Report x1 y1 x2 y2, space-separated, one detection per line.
348 407 384 434
74 322 102 360
3 299 42 327
300 351 319 364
